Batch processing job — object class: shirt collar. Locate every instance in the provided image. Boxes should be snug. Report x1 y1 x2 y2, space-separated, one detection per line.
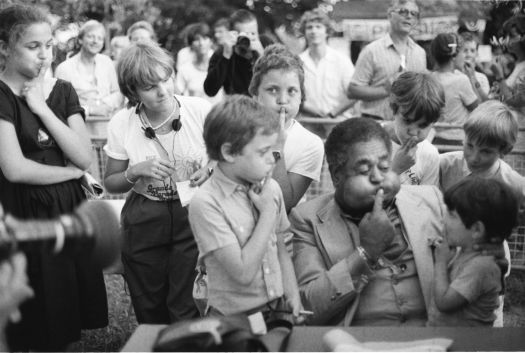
213 164 250 197
463 158 502 178
384 33 416 49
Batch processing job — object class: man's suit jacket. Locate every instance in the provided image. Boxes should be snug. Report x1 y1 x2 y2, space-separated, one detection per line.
290 185 446 325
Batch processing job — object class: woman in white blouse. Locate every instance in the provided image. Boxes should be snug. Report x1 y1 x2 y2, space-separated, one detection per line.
56 20 123 117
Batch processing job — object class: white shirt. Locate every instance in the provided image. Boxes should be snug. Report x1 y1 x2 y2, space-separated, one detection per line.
55 53 122 112
300 46 355 118
284 120 324 182
392 139 439 186
104 95 211 200
176 58 224 106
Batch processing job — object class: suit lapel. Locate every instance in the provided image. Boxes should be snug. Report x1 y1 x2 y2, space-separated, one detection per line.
315 199 356 267
395 187 436 311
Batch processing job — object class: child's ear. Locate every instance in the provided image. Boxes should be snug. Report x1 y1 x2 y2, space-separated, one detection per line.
500 145 513 156
220 142 235 162
0 41 9 58
470 220 486 242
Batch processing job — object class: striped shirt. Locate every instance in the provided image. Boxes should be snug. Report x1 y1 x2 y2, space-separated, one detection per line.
351 34 427 121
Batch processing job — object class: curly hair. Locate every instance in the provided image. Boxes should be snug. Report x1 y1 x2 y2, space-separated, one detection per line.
325 118 392 177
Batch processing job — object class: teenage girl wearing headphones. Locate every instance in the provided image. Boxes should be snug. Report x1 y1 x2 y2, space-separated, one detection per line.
103 42 213 324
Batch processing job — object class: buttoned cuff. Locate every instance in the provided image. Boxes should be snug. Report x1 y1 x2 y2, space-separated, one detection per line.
326 258 356 300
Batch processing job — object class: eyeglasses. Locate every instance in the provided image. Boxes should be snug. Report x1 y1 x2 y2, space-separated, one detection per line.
392 8 420 18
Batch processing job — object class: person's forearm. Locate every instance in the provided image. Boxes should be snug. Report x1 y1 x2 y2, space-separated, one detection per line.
299 255 365 325
468 77 489 102
433 260 450 310
300 102 323 117
277 235 300 299
102 90 124 111
347 83 389 101
204 55 229 97
4 159 82 185
272 158 294 212
104 169 136 194
38 109 92 170
232 209 279 284
331 99 356 117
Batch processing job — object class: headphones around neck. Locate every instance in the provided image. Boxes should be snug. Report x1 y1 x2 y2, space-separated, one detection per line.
136 100 182 140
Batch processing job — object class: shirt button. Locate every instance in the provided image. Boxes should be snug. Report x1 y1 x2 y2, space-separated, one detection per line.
264 268 270 274
269 290 275 297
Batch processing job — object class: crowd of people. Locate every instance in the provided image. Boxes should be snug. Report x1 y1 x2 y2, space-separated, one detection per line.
0 0 524 350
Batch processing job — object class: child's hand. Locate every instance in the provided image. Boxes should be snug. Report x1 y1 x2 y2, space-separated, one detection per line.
463 62 476 78
248 174 277 215
391 136 418 174
434 237 454 264
130 158 176 181
22 65 49 116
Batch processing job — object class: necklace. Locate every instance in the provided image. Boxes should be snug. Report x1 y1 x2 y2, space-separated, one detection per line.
149 98 177 130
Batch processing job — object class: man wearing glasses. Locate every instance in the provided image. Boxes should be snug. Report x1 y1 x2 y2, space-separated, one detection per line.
347 0 427 121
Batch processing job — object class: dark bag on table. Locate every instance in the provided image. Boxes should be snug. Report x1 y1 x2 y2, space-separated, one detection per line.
152 314 292 352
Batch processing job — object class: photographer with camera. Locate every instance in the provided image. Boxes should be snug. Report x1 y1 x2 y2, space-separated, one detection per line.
204 10 266 97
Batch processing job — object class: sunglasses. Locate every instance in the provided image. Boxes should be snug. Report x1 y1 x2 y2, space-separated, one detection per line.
392 8 420 18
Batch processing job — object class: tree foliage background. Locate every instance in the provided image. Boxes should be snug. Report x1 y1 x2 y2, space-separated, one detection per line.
2 0 523 54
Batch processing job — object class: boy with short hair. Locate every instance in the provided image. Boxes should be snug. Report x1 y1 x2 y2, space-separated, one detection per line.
439 100 525 198
387 71 445 185
188 95 304 322
439 100 525 326
431 177 519 326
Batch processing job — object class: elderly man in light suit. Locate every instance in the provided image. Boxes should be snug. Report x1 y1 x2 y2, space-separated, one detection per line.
290 118 503 326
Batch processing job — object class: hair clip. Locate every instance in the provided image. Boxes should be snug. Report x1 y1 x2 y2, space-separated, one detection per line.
448 43 457 55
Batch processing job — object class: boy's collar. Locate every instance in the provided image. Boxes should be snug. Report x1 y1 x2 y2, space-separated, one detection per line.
214 164 251 196
463 158 502 178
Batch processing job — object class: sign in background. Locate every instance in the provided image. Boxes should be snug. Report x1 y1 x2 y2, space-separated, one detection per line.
339 16 486 41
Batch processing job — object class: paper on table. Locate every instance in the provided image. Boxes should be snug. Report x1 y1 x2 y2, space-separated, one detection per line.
323 328 452 352
176 180 198 207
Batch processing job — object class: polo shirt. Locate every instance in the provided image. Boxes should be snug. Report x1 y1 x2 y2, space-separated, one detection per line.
351 33 427 121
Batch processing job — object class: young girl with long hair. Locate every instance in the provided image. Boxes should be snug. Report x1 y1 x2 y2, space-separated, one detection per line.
0 5 107 350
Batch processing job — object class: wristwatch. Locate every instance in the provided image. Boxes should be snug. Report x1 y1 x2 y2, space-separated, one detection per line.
356 246 377 269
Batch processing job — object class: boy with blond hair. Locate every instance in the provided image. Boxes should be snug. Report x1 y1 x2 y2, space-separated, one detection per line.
188 95 305 323
440 100 525 198
439 100 525 326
